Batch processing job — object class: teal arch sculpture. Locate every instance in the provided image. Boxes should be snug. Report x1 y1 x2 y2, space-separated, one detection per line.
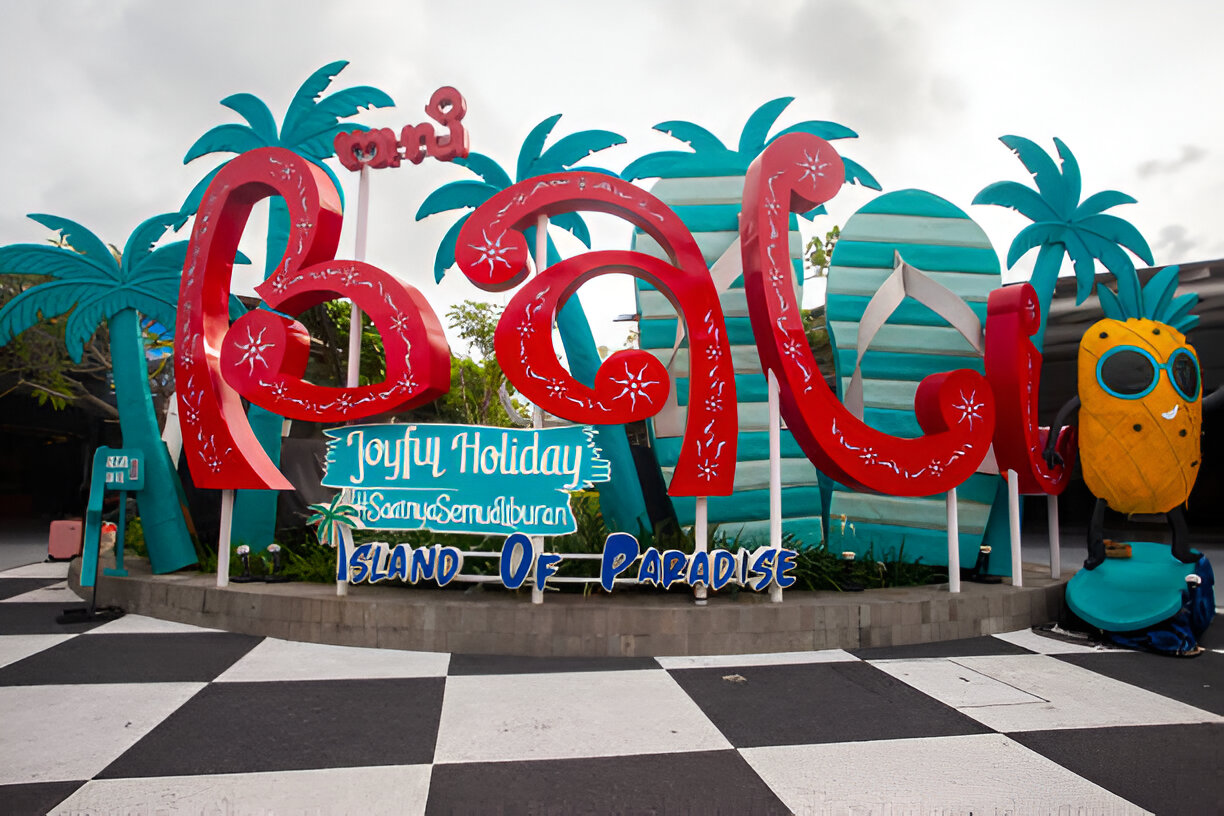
416 115 650 535
180 61 395 552
0 213 198 573
622 98 879 547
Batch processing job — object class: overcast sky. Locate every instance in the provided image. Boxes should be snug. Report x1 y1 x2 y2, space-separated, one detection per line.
0 0 1220 355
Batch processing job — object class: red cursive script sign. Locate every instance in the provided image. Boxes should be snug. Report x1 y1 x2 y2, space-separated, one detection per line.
741 133 996 496
333 87 468 171
175 148 451 490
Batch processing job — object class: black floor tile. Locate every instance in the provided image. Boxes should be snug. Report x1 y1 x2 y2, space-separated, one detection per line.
0 578 64 601
0 603 110 635
0 632 263 686
0 780 86 816
668 661 991 748
851 634 1034 661
98 677 446 777
1056 650 1224 715
426 749 789 816
447 653 659 675
1011 723 1224 813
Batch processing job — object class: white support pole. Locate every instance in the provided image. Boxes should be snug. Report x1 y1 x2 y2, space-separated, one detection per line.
694 497 708 605
1007 469 1023 587
336 525 350 596
767 369 783 604
946 488 960 594
1047 493 1061 580
530 213 549 606
217 489 233 588
346 164 371 389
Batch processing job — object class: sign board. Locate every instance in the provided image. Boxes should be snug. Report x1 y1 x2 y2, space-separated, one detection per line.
101 449 144 491
322 423 611 536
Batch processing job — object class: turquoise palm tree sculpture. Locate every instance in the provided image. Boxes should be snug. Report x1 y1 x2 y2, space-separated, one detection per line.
416 114 650 534
181 61 394 552
973 136 1153 349
618 98 881 547
621 96 880 209
0 213 198 573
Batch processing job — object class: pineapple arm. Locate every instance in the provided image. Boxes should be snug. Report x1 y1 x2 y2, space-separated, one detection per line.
1043 395 1081 467
1203 385 1224 413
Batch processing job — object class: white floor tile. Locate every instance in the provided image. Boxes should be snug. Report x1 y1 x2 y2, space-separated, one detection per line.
0 682 204 784
0 634 76 669
892 654 1222 732
1 581 81 603
870 658 1046 708
214 637 449 682
741 733 1149 815
993 627 1121 655
656 648 858 670
433 669 730 764
48 764 432 816
83 614 221 635
0 562 70 579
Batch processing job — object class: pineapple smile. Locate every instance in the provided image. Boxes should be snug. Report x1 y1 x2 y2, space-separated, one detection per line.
1162 405 1179 420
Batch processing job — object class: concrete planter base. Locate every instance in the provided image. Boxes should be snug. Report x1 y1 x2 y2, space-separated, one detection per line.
69 558 1068 657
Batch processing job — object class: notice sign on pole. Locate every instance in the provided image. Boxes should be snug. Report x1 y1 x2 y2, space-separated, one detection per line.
322 424 611 536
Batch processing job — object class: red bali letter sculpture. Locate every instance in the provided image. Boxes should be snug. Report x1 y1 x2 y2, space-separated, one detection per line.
984 282 1076 494
453 172 737 497
176 148 450 490
742 133 995 495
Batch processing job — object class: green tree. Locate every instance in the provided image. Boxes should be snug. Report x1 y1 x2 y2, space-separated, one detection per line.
180 61 394 551
416 116 649 531
973 136 1153 349
804 224 841 279
0 214 197 573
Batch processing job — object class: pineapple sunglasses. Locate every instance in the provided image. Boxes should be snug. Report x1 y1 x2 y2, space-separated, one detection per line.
1096 345 1201 402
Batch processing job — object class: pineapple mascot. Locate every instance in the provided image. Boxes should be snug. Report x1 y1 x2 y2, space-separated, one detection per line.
1045 265 1220 652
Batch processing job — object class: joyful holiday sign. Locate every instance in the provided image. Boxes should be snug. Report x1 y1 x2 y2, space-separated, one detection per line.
322 423 610 536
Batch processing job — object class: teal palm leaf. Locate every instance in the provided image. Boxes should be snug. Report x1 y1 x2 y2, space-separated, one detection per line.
973 135 1154 347
416 115 626 282
0 213 189 361
621 97 881 195
181 61 394 215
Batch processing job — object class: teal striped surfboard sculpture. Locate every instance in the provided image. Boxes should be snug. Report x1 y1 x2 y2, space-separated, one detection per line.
824 189 1011 571
623 100 879 547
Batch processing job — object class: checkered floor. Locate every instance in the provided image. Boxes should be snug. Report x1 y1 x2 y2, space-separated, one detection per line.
1 562 1220 815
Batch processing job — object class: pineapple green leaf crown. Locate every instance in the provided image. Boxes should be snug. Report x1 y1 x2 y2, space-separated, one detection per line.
1098 263 1199 333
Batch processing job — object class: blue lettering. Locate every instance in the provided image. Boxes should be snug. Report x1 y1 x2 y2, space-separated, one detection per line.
349 543 374 583
710 549 736 591
436 547 463 586
637 547 662 587
776 549 798 589
600 533 640 592
500 533 533 590
661 549 688 589
687 551 710 587
387 544 409 582
410 545 438 584
534 552 562 592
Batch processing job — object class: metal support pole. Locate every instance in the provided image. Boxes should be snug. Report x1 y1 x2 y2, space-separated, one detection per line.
768 369 783 604
530 213 549 606
346 164 370 389
1047 493 1061 580
694 497 708 605
946 488 960 593
1007 470 1023 587
217 489 233 588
